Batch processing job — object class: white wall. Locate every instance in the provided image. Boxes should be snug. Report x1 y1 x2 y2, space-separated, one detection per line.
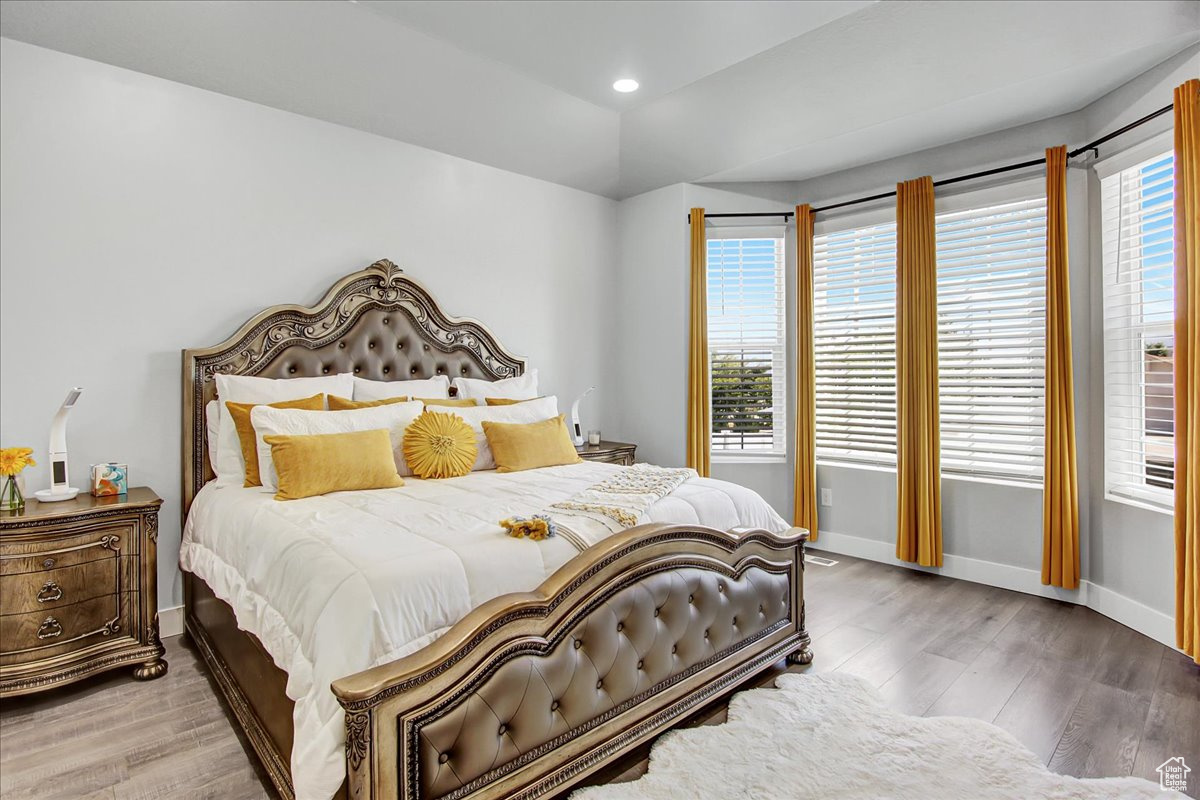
0 39 618 612
610 45 1199 647
607 184 688 464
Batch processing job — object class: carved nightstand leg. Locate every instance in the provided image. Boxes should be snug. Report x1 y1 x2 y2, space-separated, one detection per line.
133 657 169 680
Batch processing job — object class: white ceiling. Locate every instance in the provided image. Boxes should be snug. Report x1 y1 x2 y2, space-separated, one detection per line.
1 1 1197 199
619 0 1200 196
358 1 876 110
0 0 624 194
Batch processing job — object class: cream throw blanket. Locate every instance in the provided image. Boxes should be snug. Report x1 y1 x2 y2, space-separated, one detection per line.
545 464 697 550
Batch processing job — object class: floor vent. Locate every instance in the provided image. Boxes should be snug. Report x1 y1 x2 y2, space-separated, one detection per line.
805 555 839 567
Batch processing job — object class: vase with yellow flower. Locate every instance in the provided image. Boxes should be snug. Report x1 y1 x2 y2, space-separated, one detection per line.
0 448 37 513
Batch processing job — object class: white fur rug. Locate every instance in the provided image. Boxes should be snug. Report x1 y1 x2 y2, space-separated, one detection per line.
571 673 1179 800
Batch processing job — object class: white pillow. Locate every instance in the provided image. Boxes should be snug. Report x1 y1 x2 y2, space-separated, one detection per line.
453 369 539 401
353 376 451 401
251 401 426 490
441 395 559 471
205 400 220 475
213 372 353 485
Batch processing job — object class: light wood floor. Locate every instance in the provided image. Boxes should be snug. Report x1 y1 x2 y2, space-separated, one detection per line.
2 550 1197 799
805 550 1200 796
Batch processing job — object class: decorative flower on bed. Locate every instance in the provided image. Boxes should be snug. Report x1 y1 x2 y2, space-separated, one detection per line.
402 410 477 479
500 515 557 541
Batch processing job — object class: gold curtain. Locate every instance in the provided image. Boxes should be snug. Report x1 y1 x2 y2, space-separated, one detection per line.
794 204 818 540
1174 79 1199 663
895 176 943 567
1041 145 1080 589
687 208 711 477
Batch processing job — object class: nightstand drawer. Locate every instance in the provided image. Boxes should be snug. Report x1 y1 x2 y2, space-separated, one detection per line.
0 594 123 656
0 524 133 576
0 557 129 616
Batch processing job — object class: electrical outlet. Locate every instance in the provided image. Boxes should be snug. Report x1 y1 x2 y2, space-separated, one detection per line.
820 488 833 507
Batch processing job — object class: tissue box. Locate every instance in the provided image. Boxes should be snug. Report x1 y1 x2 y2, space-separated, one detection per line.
90 463 128 496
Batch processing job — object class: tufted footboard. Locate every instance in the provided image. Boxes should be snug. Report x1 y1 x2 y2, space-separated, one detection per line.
331 524 811 800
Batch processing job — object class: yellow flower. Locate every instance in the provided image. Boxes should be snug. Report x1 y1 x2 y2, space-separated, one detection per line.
0 447 37 476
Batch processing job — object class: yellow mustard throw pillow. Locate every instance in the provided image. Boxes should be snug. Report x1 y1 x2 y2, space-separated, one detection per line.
329 396 475 411
481 415 582 473
328 394 410 410
421 397 478 407
402 410 478 479
484 397 542 406
263 428 404 500
225 393 326 487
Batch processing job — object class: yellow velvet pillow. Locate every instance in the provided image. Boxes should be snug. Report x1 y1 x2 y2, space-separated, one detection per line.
402 410 478 479
484 397 541 406
481 415 582 473
327 394 477 412
263 429 404 500
225 393 326 487
328 395 409 410
421 397 478 407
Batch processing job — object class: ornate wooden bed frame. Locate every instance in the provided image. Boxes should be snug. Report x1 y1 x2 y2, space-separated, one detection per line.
181 259 813 800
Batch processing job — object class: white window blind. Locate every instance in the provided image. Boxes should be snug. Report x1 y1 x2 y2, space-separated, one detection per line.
813 221 898 465
1101 149 1175 507
935 197 1047 482
707 234 787 456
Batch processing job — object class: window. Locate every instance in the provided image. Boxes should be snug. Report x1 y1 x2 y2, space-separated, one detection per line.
707 232 787 456
813 219 898 465
1101 146 1175 507
814 187 1048 482
935 196 1047 482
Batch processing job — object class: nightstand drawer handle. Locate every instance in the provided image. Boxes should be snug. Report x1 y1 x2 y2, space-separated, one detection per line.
36 581 64 603
42 558 56 569
37 617 63 640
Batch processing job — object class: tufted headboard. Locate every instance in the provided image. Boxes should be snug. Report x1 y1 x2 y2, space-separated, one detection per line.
181 259 526 519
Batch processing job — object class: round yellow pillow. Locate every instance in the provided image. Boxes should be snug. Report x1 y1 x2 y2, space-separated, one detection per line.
402 410 478 479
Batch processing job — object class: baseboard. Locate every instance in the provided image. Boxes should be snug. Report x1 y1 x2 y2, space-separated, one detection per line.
159 605 184 638
811 530 1177 651
1084 581 1176 651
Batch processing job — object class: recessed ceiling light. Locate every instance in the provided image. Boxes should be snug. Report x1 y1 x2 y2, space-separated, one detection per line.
612 78 639 93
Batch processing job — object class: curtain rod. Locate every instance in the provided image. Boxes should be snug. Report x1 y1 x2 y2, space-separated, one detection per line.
686 102 1175 221
696 211 794 220
811 103 1173 214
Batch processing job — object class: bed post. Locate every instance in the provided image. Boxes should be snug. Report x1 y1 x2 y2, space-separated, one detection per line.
787 535 814 665
344 708 375 799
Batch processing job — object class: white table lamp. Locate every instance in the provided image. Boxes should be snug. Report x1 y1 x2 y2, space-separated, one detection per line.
34 387 83 503
570 387 596 446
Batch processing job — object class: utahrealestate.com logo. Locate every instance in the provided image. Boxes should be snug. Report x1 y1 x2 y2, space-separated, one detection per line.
1157 757 1190 792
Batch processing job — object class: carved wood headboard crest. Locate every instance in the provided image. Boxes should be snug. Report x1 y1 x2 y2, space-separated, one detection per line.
181 259 526 519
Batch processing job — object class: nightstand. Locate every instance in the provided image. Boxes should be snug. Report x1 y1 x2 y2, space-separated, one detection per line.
576 440 637 466
0 487 167 696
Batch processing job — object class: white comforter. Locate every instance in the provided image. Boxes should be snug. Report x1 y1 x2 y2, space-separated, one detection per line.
179 462 788 800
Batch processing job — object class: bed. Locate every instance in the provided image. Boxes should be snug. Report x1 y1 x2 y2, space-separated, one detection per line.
179 259 813 800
